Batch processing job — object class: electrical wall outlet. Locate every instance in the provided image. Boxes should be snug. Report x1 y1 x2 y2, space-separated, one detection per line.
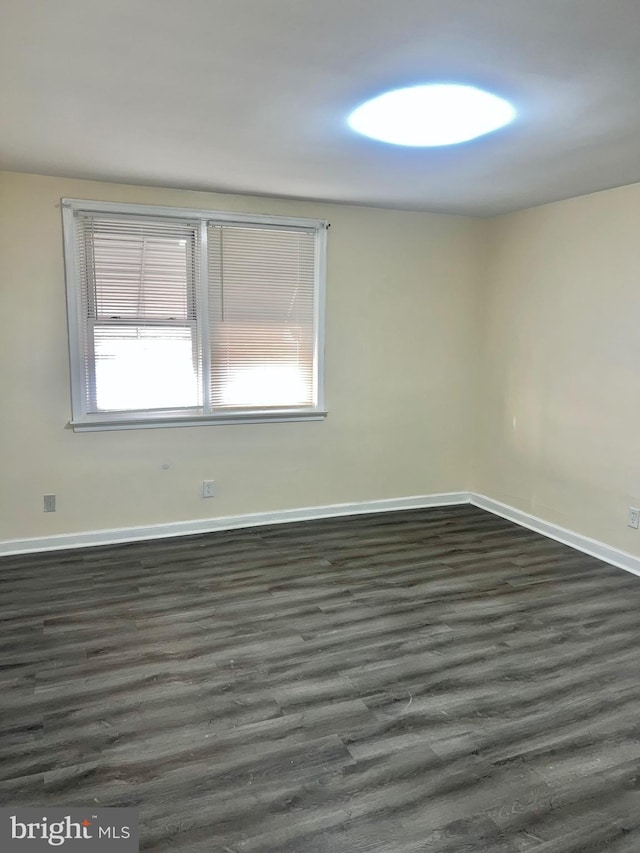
628 507 640 529
202 480 216 498
43 494 56 512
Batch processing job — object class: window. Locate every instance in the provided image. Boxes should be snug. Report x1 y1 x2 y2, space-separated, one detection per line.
61 199 327 430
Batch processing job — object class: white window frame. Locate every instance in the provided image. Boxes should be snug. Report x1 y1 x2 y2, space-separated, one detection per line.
61 198 328 431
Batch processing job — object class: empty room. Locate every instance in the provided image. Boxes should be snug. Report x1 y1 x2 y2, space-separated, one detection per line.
2 1 640 850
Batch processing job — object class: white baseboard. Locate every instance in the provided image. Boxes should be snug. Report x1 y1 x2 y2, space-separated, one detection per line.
470 493 640 579
0 492 469 556
3 491 640 580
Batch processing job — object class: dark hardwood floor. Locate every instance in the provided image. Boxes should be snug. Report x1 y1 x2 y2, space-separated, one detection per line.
2 505 640 852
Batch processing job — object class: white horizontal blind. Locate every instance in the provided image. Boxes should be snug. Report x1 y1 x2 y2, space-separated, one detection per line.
207 224 316 409
75 213 200 413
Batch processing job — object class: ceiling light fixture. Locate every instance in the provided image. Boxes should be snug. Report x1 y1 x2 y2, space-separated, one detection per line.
348 84 516 146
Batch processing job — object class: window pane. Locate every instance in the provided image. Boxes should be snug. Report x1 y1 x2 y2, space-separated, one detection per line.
212 321 313 407
93 325 199 411
91 231 193 321
208 226 316 409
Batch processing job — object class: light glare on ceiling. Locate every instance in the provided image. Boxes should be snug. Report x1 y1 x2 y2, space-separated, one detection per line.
348 84 516 146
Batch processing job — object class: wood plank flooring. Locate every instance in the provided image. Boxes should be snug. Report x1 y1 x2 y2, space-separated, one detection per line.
2 505 640 852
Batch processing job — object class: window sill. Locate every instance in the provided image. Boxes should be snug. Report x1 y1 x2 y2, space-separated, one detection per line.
68 409 328 432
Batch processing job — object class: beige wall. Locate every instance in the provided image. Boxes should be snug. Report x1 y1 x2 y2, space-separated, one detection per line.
0 171 481 542
5 171 638 555
476 182 640 555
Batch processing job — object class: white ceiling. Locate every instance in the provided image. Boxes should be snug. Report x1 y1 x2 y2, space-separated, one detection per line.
2 0 640 216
